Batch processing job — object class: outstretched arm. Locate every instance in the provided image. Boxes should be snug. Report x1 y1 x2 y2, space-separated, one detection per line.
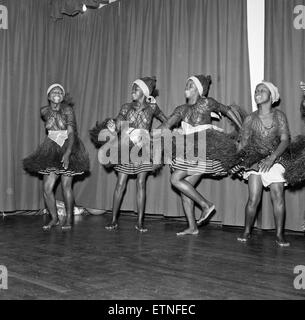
157 114 179 130
153 104 168 124
156 106 184 130
237 115 252 151
208 98 242 129
227 108 243 130
151 106 184 138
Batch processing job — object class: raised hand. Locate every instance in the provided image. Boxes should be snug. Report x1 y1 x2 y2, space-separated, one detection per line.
107 119 116 133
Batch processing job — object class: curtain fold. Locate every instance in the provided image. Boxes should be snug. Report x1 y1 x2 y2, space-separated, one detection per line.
1 0 253 228
264 0 305 231
0 0 121 212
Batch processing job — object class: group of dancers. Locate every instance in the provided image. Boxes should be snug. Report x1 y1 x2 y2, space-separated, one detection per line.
23 76 305 248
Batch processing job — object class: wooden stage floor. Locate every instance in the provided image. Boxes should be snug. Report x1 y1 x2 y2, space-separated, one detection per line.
0 213 304 300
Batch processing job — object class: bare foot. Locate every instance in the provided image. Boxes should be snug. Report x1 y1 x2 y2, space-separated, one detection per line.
61 215 72 230
42 218 59 231
105 222 118 231
197 204 216 225
135 224 148 233
276 235 290 247
176 228 199 236
237 232 251 243
61 224 72 231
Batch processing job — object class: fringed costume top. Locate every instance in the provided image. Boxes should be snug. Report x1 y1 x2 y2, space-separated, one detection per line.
114 101 167 131
168 97 231 127
41 104 77 132
237 109 290 172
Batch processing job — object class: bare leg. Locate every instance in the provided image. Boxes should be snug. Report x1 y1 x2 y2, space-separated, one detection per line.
105 172 128 230
238 174 263 242
61 175 74 230
177 174 202 236
171 170 213 218
135 172 148 232
43 173 59 230
270 183 290 247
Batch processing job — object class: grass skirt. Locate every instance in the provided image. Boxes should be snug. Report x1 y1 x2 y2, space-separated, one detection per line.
283 135 305 186
171 129 240 173
90 122 245 176
23 136 90 176
230 142 289 177
231 135 305 187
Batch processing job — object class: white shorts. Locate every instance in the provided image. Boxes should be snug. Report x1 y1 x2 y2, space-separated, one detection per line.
243 164 286 187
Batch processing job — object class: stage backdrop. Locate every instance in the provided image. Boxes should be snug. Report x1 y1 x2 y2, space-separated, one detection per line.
262 0 305 231
0 0 254 228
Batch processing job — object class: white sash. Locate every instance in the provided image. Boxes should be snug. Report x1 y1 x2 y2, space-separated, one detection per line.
127 128 150 147
181 122 224 135
48 130 68 147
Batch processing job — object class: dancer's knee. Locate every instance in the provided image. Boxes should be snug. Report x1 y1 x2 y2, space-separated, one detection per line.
115 180 126 194
247 196 260 210
170 172 180 187
43 181 54 197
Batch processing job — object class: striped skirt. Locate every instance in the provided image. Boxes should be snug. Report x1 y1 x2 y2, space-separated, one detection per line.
171 157 227 176
114 163 154 175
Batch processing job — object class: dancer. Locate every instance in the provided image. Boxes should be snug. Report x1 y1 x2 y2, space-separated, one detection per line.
100 77 167 232
156 75 242 236
23 84 90 230
237 81 290 247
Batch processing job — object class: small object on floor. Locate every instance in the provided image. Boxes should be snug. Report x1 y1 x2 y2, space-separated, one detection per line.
197 205 216 225
61 225 72 231
275 240 290 247
176 229 199 236
237 233 251 243
42 225 52 231
43 202 85 216
42 220 60 231
135 225 148 233
105 223 118 231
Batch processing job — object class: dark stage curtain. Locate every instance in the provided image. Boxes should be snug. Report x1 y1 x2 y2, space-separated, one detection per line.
263 0 305 231
0 0 252 228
